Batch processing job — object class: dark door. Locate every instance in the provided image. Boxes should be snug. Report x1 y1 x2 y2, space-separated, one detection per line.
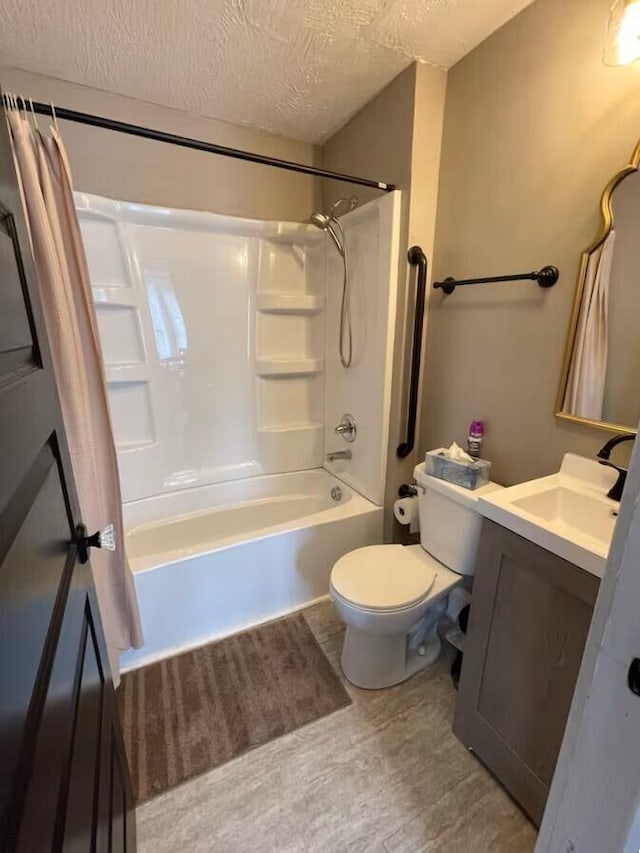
0 103 136 851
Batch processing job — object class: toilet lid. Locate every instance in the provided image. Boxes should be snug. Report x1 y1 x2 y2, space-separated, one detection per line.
331 545 437 611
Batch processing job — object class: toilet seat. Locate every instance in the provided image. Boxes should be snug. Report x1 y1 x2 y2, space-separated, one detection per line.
330 544 438 612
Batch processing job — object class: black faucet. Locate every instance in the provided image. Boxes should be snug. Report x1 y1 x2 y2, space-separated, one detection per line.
597 434 636 501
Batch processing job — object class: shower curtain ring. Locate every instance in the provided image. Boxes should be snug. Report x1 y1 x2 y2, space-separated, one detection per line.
28 97 39 131
50 102 60 133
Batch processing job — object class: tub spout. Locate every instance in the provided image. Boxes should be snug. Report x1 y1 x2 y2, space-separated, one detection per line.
326 450 352 462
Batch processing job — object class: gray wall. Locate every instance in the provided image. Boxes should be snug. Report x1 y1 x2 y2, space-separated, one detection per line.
321 64 417 212
0 68 319 221
422 0 640 485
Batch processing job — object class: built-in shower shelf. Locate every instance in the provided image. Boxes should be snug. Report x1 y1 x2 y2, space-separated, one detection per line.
256 358 324 377
117 438 157 452
260 222 322 245
93 289 137 306
256 293 323 315
258 422 323 434
104 364 150 384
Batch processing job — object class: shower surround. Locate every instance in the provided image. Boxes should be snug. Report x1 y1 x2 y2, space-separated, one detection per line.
76 190 401 668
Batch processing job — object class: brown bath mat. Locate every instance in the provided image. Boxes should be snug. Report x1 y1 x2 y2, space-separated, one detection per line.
117 612 351 803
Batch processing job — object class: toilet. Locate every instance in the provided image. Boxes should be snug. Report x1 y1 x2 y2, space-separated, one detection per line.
330 462 502 689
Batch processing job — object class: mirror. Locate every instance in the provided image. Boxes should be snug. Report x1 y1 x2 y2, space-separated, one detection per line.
557 139 640 434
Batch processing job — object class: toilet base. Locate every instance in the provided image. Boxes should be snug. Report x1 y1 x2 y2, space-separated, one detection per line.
340 617 443 690
331 550 462 690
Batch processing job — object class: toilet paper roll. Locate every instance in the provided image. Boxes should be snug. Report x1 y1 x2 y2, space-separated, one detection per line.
394 496 419 533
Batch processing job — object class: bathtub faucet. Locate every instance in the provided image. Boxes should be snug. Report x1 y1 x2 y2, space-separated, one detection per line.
326 449 352 462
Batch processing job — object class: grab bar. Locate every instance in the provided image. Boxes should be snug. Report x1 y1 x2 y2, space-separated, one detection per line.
397 246 427 459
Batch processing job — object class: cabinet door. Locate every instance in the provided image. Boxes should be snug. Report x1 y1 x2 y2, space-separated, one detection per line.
453 520 600 825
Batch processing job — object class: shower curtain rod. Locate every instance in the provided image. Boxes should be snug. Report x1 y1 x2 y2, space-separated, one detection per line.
4 97 396 192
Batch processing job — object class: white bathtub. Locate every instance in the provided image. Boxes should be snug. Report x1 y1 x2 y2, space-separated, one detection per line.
120 469 383 670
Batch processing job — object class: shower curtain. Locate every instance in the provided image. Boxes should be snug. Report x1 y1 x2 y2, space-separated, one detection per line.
6 105 142 684
563 230 616 421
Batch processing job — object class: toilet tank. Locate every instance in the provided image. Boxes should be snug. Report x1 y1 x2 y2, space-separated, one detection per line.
413 462 502 576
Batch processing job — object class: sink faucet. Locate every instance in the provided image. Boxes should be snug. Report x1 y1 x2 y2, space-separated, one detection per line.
597 434 636 501
326 449 352 462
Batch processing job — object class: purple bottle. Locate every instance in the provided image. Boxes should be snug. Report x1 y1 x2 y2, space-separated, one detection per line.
467 420 484 459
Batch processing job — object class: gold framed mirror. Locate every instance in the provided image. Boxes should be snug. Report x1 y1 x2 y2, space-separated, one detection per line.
556 137 640 435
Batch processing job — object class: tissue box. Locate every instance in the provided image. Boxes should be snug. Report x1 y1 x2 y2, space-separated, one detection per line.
424 448 491 490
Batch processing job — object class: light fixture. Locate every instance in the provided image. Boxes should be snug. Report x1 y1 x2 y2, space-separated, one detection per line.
604 0 640 66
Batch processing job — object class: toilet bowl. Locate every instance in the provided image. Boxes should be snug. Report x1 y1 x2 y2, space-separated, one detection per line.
329 463 502 689
330 544 460 688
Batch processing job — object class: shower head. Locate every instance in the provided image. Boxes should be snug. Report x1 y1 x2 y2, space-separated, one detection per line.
309 212 331 230
308 211 345 257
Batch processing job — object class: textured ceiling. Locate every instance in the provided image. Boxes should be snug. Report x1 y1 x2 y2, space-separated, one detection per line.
0 0 534 142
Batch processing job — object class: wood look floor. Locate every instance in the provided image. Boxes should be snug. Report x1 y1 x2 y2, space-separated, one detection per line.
135 600 537 853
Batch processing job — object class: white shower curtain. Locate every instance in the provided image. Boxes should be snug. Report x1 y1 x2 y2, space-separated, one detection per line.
6 105 142 684
563 230 616 421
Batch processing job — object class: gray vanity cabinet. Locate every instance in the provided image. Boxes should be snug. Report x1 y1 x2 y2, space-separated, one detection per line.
453 519 600 826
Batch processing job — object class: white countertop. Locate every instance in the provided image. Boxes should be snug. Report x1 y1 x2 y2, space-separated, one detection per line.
476 453 620 578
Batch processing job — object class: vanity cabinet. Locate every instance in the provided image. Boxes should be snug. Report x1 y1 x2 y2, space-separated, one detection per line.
453 519 600 826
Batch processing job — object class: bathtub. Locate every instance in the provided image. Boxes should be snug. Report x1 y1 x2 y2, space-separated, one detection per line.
120 469 383 670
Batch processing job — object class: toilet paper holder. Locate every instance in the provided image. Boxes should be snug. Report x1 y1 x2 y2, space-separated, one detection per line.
394 487 421 532
398 483 418 498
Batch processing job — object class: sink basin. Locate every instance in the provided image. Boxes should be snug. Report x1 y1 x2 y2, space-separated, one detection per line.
477 453 620 577
511 487 617 549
